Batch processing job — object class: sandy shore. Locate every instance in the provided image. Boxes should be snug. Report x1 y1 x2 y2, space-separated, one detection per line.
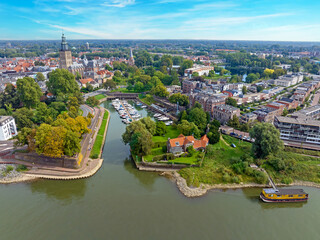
163 171 320 198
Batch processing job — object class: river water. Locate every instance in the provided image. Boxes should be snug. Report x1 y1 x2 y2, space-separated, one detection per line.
1 101 320 240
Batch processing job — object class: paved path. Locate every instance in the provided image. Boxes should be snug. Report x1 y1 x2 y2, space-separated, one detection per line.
80 104 94 117
311 91 320 106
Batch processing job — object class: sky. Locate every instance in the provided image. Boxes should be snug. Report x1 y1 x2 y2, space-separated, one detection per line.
1 0 320 41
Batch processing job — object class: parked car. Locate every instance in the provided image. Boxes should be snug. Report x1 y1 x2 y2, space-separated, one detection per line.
231 143 236 148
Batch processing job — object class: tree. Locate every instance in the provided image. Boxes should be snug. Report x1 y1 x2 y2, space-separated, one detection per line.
227 115 240 129
16 77 42 108
210 119 221 129
129 131 153 156
155 121 167 136
256 85 264 92
249 123 284 158
50 102 67 113
103 80 117 90
12 107 34 129
0 83 20 109
36 72 45 82
86 96 99 107
177 120 200 138
35 124 67 158
242 86 247 94
160 55 173 68
105 64 113 71
207 129 220 144
179 60 193 75
33 102 57 124
134 82 144 92
46 69 79 98
187 107 208 132
67 97 80 112
225 97 237 107
75 72 82 80
152 85 169 97
282 108 288 116
140 117 156 135
63 130 81 156
246 73 258 83
169 93 189 106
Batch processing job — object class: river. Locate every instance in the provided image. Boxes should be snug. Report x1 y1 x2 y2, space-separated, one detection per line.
0 101 320 240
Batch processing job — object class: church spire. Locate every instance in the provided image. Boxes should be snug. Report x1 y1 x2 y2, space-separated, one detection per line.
61 33 69 51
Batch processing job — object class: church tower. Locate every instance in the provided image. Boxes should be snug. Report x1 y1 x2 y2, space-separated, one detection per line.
128 48 135 66
59 34 72 69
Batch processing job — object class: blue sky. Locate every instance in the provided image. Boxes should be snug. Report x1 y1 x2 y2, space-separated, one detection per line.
1 0 320 41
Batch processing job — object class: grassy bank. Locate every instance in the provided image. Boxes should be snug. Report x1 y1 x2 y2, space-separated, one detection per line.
179 134 320 187
90 110 109 159
94 94 106 100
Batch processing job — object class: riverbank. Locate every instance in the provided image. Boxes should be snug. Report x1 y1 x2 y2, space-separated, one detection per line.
163 171 320 198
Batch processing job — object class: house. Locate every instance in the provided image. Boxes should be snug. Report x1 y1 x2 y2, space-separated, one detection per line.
212 104 240 124
167 134 209 154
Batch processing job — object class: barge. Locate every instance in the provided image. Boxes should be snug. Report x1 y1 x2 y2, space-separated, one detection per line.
260 188 308 203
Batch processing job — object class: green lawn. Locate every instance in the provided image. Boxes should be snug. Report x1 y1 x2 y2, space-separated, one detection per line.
90 111 109 159
152 126 181 143
94 94 106 100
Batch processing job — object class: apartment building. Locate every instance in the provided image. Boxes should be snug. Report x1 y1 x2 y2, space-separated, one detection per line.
274 116 320 145
212 104 240 124
0 116 17 141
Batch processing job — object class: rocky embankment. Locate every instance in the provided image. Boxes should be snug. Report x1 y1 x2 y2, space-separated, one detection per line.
163 171 320 198
0 164 37 184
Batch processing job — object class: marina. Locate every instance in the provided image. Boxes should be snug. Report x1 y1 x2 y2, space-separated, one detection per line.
112 99 173 125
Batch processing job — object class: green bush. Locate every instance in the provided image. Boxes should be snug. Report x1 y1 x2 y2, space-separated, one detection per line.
16 165 27 172
5 165 14 173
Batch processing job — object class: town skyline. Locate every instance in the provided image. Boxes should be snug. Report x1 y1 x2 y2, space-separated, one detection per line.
2 0 320 41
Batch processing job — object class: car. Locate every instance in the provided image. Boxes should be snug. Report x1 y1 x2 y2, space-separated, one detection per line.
231 143 236 148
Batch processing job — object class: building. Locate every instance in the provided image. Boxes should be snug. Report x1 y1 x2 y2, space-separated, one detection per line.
0 116 17 141
184 65 214 78
167 134 209 154
86 42 90 50
212 104 240 124
292 104 320 119
128 48 135 66
274 116 320 145
182 80 198 93
240 112 257 124
59 34 72 70
273 73 303 87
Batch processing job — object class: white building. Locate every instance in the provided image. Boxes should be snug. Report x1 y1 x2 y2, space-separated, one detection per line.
184 65 214 78
0 116 17 141
273 73 303 87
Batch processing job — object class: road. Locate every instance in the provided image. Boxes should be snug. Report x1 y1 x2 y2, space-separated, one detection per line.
80 104 94 117
0 141 14 154
311 91 320 106
83 89 108 100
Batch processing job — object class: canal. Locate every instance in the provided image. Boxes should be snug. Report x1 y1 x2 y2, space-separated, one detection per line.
0 101 320 240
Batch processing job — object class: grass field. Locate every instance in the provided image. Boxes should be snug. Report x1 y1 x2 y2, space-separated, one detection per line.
90 111 109 159
94 94 106 100
152 125 181 143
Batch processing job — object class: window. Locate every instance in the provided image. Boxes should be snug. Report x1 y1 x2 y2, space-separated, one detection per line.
175 142 179 146
289 195 293 197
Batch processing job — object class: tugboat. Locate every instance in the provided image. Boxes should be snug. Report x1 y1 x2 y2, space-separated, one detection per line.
260 188 308 203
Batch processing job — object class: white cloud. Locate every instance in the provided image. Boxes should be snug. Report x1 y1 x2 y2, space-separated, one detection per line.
102 0 135 8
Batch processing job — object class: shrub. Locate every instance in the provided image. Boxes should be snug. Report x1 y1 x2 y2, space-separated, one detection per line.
16 165 27 172
281 177 293 184
162 145 167 153
5 165 14 173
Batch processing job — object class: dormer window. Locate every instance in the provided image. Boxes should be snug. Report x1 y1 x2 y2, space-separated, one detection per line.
176 142 179 146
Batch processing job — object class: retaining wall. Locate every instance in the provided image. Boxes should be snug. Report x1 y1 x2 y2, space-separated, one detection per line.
15 152 79 169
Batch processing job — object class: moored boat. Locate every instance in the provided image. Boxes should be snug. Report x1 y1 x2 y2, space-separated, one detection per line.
260 188 308 203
